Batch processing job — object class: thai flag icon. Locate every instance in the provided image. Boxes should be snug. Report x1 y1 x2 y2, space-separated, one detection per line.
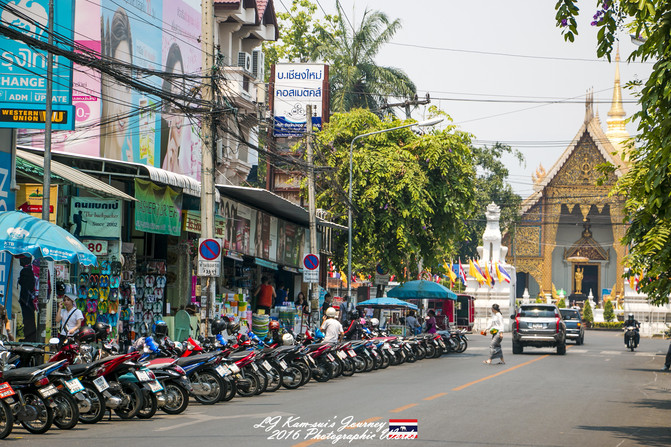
388 419 418 439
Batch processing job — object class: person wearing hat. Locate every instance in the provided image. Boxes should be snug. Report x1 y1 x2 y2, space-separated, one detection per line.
56 294 84 342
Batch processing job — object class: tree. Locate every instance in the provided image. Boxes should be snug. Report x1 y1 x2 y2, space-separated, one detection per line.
312 108 478 279
557 298 566 309
554 2 671 305
457 143 523 260
603 300 615 322
582 300 594 325
314 1 416 113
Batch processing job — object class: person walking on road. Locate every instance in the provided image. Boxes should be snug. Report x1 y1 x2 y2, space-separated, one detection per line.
482 303 505 365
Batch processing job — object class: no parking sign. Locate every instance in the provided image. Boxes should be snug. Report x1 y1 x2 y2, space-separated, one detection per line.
303 253 319 283
198 238 222 276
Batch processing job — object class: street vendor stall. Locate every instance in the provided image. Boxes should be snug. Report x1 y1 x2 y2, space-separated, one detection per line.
387 280 458 330
356 297 418 335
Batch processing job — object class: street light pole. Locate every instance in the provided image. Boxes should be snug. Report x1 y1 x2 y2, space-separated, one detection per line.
347 117 444 304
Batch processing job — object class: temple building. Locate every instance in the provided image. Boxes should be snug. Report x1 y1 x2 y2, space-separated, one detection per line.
509 49 632 306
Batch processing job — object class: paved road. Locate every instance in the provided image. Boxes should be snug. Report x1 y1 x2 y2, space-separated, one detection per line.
8 331 671 446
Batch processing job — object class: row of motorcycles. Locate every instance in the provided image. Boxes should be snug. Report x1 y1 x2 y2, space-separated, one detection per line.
0 318 468 439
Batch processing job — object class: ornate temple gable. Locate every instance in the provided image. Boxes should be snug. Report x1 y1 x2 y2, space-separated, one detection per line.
547 133 619 189
565 220 609 262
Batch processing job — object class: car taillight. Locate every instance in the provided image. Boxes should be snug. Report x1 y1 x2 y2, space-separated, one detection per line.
515 316 519 331
34 377 49 387
577 322 581 327
556 316 561 333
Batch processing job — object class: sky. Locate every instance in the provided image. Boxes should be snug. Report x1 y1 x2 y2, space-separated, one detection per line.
298 0 652 199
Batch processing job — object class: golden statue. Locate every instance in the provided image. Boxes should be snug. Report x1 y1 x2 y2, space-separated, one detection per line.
574 267 584 294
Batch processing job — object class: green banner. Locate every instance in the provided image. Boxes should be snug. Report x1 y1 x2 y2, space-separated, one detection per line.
134 179 182 236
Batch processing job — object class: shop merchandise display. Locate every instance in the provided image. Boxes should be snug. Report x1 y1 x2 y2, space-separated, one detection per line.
76 256 124 336
133 260 167 335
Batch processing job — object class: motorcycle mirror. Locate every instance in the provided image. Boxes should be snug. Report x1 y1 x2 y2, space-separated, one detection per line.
510 315 515 320
49 337 60 345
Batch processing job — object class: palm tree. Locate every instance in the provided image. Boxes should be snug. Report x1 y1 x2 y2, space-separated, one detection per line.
316 2 416 114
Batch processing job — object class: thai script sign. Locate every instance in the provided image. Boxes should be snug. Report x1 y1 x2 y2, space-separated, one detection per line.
69 197 122 239
272 63 327 137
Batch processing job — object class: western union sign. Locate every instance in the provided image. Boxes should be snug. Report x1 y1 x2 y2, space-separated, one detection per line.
0 103 75 130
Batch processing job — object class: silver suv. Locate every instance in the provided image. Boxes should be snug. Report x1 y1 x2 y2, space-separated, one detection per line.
511 304 566 355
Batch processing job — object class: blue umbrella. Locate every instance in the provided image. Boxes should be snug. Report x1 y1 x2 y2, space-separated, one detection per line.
356 297 418 310
0 211 97 265
387 280 458 300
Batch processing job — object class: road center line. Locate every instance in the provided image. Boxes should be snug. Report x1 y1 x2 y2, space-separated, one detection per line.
452 355 550 391
389 403 418 413
423 392 448 401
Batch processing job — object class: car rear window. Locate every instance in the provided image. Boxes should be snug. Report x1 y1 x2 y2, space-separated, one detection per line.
560 310 580 320
519 307 557 318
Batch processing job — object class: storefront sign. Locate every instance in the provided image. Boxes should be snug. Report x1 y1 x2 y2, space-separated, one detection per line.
70 197 121 238
134 179 182 236
182 210 225 238
272 64 327 137
16 183 58 224
0 0 76 129
82 240 108 256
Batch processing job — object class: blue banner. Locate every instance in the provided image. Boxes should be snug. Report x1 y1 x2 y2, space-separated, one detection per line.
0 0 75 129
0 150 15 316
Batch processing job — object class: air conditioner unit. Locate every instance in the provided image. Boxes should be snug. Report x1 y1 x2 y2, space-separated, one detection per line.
252 49 264 79
237 52 252 73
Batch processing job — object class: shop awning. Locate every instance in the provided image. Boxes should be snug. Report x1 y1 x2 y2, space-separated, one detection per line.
255 258 278 270
216 184 347 230
16 150 136 202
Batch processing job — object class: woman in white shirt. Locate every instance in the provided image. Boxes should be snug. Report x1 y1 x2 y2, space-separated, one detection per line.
482 303 505 365
55 295 84 341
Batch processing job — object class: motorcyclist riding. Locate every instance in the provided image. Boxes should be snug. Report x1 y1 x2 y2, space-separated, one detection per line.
624 313 640 348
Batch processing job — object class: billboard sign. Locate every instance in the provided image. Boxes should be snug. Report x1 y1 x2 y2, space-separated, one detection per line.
0 0 76 129
273 64 327 137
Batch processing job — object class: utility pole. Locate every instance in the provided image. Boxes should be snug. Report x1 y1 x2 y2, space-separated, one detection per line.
200 0 216 335
306 105 319 327
38 0 54 343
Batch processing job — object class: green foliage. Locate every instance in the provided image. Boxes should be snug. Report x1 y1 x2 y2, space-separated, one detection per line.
592 322 623 329
582 300 594 324
554 1 671 305
557 298 566 309
312 108 478 279
535 297 544 304
603 300 615 322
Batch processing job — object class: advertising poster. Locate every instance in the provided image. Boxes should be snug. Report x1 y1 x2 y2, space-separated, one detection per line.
0 0 76 129
269 216 278 262
273 64 326 137
69 198 122 239
161 0 202 180
0 151 14 314
222 198 236 250
134 179 182 236
16 184 58 224
100 0 163 165
252 210 271 259
235 204 251 255
276 219 285 264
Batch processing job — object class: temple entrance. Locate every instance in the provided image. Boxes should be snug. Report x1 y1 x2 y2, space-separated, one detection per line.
574 264 599 304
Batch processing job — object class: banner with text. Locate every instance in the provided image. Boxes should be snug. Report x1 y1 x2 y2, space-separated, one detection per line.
69 197 122 239
134 179 182 236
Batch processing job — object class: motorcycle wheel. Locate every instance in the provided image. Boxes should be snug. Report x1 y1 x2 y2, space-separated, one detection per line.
192 370 225 404
236 372 260 397
372 352 383 370
137 389 158 419
0 400 13 439
388 352 400 366
363 354 375 372
254 368 267 395
414 346 426 361
424 342 436 358
78 384 106 424
281 366 304 389
456 338 468 353
220 377 236 402
406 348 418 363
312 361 332 382
19 392 53 434
294 360 312 385
265 367 282 393
353 356 367 373
432 345 444 358
114 382 143 419
340 358 355 377
53 390 80 430
162 382 189 415
379 352 391 369
331 358 343 378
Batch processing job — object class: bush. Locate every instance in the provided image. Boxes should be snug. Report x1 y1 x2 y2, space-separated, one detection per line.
603 300 615 322
557 298 566 309
583 300 594 324
592 322 623 329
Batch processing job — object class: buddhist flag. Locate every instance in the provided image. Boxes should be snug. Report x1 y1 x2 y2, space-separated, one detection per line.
469 259 485 285
458 259 467 286
481 262 493 287
445 260 458 286
496 262 512 283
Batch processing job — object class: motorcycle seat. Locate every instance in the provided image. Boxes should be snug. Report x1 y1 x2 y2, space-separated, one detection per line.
1 365 43 382
225 351 251 361
175 353 215 367
9 346 46 355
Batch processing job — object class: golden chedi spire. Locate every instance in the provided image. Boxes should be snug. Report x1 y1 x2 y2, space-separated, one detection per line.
606 46 630 149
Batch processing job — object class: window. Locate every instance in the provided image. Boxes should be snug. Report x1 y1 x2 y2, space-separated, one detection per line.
560 310 580 320
519 307 557 318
